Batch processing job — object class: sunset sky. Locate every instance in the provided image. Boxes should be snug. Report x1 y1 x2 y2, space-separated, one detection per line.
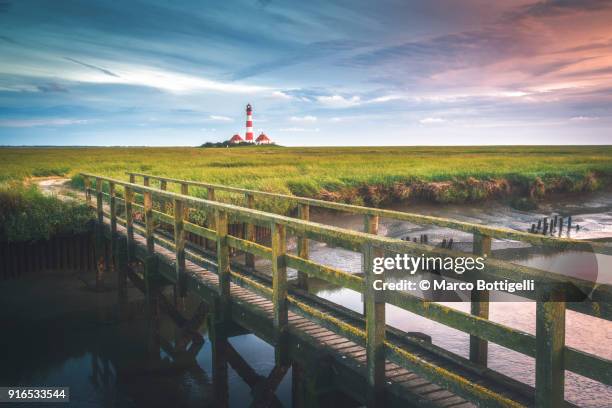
1 0 611 146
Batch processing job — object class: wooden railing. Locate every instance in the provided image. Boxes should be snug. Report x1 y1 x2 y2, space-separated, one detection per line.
83 173 612 408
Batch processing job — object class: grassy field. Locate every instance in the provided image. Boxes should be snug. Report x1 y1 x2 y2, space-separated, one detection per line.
1 146 612 208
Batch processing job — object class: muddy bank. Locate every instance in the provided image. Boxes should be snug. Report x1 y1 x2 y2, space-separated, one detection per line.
315 172 611 207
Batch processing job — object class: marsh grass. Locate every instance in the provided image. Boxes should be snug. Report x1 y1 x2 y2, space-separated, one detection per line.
1 146 611 209
0 181 93 242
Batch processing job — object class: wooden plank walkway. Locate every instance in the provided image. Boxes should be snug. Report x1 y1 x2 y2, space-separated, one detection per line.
104 215 477 407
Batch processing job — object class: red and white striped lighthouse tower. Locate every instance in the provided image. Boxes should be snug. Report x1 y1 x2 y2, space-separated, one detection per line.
245 103 254 142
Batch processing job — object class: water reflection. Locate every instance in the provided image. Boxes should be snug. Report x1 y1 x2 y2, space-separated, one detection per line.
0 277 361 408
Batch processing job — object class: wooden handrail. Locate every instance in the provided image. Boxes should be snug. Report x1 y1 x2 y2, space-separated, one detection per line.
126 171 612 256
83 172 612 398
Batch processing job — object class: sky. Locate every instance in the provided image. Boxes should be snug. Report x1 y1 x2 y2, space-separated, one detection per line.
0 0 611 146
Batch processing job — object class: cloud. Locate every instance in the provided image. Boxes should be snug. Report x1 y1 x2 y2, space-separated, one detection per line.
0 118 89 127
271 91 293 100
419 117 446 124
316 95 361 108
208 115 233 122
278 127 320 132
570 116 599 121
290 115 317 122
64 57 120 78
511 0 612 19
37 83 68 93
4 61 271 95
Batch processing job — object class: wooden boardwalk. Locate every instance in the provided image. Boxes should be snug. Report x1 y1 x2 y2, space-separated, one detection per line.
104 216 480 407
82 172 612 408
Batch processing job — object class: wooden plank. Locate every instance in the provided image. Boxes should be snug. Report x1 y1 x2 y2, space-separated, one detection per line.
286 255 362 292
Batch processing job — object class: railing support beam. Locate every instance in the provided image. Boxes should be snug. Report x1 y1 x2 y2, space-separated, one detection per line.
207 187 216 251
536 290 566 408
95 178 105 289
364 242 385 407
174 198 186 306
272 222 288 338
470 232 491 366
216 210 230 319
124 186 135 261
244 193 255 269
297 203 310 290
144 191 154 255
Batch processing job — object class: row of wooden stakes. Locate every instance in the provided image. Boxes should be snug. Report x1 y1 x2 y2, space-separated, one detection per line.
529 215 580 236
401 234 454 249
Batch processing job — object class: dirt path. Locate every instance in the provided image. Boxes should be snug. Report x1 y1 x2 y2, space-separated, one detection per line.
32 177 82 201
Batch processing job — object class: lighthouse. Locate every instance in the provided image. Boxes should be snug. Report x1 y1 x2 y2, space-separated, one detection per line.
245 103 254 142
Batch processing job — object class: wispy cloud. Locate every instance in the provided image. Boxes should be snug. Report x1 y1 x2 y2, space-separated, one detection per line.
278 127 320 132
207 115 233 122
64 57 120 78
316 95 361 108
419 117 446 124
290 115 317 122
0 118 89 127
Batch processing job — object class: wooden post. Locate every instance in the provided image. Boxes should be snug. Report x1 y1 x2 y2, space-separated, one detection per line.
174 198 186 303
109 182 117 236
297 203 310 290
144 190 154 255
244 193 255 269
470 231 491 366
124 186 134 261
143 176 150 187
108 181 117 281
271 222 288 337
84 176 91 206
216 209 230 318
364 241 385 406
364 214 379 235
181 183 189 219
535 289 566 408
159 180 168 214
96 178 103 224
95 178 104 289
207 187 216 251
129 174 135 184
363 214 379 316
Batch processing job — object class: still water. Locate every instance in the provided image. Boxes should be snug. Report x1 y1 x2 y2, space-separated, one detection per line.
305 191 612 408
0 278 357 407
1 191 611 407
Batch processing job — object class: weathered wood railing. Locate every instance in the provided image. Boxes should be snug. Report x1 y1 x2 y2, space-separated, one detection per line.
83 172 612 408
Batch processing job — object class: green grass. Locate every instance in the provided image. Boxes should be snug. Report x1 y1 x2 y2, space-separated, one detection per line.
0 181 93 242
1 146 611 208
